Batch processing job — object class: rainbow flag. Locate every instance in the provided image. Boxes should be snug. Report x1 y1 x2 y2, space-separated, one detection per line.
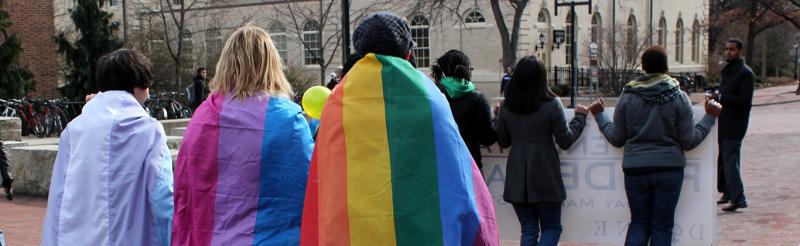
301 53 498 246
172 92 314 246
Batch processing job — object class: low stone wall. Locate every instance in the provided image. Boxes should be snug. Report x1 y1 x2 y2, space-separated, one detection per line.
0 117 22 141
159 119 190 136
7 145 58 197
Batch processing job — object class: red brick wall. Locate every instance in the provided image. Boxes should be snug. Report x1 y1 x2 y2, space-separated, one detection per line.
2 0 59 98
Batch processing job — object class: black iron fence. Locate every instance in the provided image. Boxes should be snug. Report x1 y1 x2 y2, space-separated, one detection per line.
546 66 705 96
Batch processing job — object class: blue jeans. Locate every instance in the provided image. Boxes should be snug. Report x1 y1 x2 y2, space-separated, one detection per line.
512 202 562 246
624 169 683 246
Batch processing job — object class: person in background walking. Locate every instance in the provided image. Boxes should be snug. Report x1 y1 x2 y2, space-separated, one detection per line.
710 38 754 212
189 67 209 111
0 141 12 201
500 65 513 94
495 55 588 246
589 46 721 245
431 49 496 172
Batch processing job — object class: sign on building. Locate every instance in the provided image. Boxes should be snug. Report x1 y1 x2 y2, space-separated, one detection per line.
482 107 717 245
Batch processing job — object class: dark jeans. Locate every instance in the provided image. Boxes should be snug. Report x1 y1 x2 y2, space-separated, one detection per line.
717 139 746 203
624 169 683 246
512 202 562 246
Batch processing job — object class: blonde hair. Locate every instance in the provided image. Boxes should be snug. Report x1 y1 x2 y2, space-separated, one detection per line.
211 23 293 100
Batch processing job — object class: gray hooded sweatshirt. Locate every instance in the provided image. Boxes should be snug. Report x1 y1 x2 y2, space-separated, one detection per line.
595 74 716 172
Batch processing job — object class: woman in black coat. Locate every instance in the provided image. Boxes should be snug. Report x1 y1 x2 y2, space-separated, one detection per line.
431 50 496 172
495 55 588 246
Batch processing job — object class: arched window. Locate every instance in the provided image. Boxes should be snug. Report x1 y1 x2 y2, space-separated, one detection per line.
692 19 700 62
675 18 684 63
657 17 667 48
591 12 602 59
537 9 551 66
268 22 288 63
627 15 638 63
464 10 486 24
565 10 575 64
205 28 222 72
302 20 321 65
410 15 430 68
538 8 550 24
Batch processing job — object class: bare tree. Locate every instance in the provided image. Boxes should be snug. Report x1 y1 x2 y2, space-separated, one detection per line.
130 0 261 91
274 0 396 84
412 0 527 67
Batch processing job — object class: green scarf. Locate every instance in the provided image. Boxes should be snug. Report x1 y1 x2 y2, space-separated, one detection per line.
623 73 682 104
439 77 475 99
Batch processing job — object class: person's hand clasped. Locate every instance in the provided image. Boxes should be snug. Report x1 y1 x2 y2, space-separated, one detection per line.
575 104 589 115
705 98 722 117
588 97 605 116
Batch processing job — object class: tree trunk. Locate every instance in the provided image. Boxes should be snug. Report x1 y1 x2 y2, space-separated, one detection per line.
745 1 758 66
489 0 528 67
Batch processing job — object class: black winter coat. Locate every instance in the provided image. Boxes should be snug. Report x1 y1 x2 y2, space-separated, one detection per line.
719 58 755 140
438 86 497 170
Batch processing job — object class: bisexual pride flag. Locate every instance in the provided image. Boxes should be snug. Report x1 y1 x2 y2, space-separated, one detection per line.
172 92 314 246
301 53 499 246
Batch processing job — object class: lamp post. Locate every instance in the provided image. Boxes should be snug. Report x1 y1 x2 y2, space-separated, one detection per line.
341 0 351 65
554 0 592 108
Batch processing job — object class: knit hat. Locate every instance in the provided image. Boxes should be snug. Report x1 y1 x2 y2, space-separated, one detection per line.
352 12 415 58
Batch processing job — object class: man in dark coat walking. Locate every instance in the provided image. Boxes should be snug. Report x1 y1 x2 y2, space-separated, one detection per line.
710 38 754 212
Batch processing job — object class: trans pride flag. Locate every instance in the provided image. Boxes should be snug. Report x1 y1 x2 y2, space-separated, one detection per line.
172 92 314 246
301 53 499 246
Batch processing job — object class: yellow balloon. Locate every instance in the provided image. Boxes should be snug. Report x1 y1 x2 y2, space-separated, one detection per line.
302 86 331 119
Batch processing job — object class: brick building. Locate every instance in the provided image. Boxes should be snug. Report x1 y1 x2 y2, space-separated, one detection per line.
2 0 59 97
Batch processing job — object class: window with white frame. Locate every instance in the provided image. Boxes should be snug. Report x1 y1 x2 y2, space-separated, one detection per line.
627 15 638 63
410 15 430 68
692 19 700 62
302 20 321 65
565 10 575 65
591 12 602 59
657 17 667 48
464 10 486 24
675 18 684 63
268 22 288 63
205 29 222 72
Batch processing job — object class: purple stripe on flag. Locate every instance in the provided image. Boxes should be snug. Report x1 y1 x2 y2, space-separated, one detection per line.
211 95 270 245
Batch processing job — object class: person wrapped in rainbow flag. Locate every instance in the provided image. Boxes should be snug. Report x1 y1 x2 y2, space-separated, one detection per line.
301 12 499 246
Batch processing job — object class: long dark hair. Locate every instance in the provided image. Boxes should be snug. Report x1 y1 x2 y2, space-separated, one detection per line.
503 55 555 114
431 49 471 82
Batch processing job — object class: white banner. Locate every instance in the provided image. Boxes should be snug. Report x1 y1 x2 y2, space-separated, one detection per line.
482 107 717 245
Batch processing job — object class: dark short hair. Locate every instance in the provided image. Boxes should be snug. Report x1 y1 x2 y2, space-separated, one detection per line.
96 49 153 93
197 67 206 74
641 46 669 74
727 38 744 50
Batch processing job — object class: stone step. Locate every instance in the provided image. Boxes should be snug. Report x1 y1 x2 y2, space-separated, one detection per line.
0 117 22 141
7 145 59 197
172 127 186 137
2 141 28 149
166 136 182 150
159 119 190 136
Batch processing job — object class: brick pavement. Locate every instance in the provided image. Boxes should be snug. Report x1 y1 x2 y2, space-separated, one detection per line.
1 86 799 246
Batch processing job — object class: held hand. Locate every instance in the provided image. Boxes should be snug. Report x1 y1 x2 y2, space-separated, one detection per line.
574 104 589 115
705 99 722 117
588 97 605 115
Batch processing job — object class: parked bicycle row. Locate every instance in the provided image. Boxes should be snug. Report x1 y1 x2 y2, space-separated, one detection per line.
0 92 193 138
0 98 82 138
